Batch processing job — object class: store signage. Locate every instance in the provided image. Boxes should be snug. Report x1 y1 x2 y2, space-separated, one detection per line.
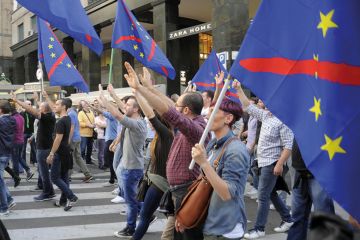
169 22 212 40
217 51 229 70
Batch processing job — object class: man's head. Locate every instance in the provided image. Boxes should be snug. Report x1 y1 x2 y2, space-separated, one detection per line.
93 99 99 108
0 100 12 115
39 102 52 114
124 96 141 118
209 98 243 132
80 100 89 112
25 100 32 107
175 92 203 117
55 98 72 115
170 93 179 103
257 99 265 109
201 90 214 108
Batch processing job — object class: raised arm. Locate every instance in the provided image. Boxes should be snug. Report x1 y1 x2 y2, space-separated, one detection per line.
107 84 126 112
12 93 41 119
98 84 125 122
213 71 225 104
42 91 55 111
133 90 155 119
232 80 250 109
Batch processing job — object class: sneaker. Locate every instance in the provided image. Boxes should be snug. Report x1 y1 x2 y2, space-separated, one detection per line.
149 215 158 225
0 210 10 216
83 176 94 183
26 171 34 181
114 227 134 238
34 193 56 202
111 196 125 204
270 204 275 210
244 229 265 239
8 201 16 210
64 196 78 211
112 188 120 195
30 186 43 192
274 221 294 233
54 200 66 207
103 182 115 187
14 176 21 188
246 186 258 196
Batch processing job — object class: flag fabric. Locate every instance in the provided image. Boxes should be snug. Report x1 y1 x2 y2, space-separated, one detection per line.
192 50 239 103
17 0 103 55
230 0 360 221
111 0 175 80
37 17 89 93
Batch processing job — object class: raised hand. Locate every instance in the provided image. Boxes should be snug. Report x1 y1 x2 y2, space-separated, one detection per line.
42 90 49 99
215 71 225 86
138 67 152 88
124 62 141 89
107 83 115 95
232 79 242 92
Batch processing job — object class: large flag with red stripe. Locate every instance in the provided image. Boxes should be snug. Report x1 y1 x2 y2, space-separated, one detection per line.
17 0 103 56
192 50 239 103
38 17 89 93
111 0 175 80
230 0 360 221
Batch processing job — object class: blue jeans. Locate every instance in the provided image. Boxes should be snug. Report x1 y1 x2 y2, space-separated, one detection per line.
287 172 334 240
37 149 54 196
0 155 13 212
50 154 76 200
12 143 30 175
254 164 293 231
133 184 163 240
22 133 37 164
114 144 124 197
97 139 105 168
250 155 259 189
80 137 93 163
121 169 144 230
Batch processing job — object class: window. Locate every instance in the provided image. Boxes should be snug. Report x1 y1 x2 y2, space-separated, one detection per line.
31 15 37 33
18 23 24 42
88 0 100 5
199 33 213 65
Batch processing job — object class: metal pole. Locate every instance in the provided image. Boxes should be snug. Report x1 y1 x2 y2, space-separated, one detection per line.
108 48 115 85
37 61 44 102
189 74 232 170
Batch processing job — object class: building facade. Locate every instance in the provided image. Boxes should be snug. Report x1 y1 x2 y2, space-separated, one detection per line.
0 0 14 80
10 0 261 94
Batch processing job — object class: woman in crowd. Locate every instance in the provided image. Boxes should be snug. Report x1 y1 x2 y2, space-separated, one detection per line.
94 111 107 169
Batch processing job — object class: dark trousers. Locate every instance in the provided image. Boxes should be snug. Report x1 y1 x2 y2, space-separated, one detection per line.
80 136 93 163
104 140 116 183
12 143 30 175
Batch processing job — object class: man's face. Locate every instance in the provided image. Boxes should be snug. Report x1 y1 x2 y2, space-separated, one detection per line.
201 92 211 106
175 95 186 114
55 100 64 114
125 98 137 117
93 100 99 108
81 101 89 111
257 99 265 109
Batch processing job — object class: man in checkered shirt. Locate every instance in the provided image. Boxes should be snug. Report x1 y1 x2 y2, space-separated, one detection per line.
233 82 294 239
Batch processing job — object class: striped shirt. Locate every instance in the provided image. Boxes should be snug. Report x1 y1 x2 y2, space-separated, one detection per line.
247 104 294 167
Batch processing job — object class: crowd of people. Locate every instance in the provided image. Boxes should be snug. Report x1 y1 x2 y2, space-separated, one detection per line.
0 62 359 240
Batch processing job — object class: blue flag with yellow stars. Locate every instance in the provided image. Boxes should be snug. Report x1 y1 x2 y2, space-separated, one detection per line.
17 0 103 56
230 0 360 221
192 50 239 103
37 17 89 93
111 0 175 80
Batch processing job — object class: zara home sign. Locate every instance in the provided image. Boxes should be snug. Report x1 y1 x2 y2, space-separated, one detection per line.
168 22 212 40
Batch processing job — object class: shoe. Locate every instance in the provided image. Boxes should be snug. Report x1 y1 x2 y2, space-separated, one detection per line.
114 227 134 238
64 196 78 211
149 215 158 225
103 182 115 187
0 210 10 216
54 200 66 207
120 210 127 215
26 171 34 181
112 188 120 195
34 193 56 202
30 186 43 192
8 201 16 210
244 229 265 239
111 196 125 204
14 176 21 188
246 187 258 199
274 221 294 233
86 162 95 165
83 176 94 183
270 204 275 210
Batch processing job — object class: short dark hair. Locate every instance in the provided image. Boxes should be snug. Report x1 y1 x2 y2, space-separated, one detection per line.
0 100 12 114
182 92 203 116
203 90 214 101
60 98 72 110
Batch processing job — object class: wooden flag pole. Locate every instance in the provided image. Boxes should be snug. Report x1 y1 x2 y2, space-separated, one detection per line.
189 74 232 170
108 48 115 85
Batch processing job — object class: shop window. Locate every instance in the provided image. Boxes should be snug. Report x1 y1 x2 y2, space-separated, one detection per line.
199 33 212 65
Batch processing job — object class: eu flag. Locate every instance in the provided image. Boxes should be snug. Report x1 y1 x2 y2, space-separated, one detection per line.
17 0 103 55
192 50 239 103
230 0 360 221
111 0 175 80
38 17 89 93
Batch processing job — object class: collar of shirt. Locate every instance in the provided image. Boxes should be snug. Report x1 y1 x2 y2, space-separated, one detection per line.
207 129 234 151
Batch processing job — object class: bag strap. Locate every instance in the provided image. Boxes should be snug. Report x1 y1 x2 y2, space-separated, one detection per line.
212 137 238 171
83 111 94 124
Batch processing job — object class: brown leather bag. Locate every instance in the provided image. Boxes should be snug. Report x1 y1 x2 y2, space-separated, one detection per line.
176 137 237 229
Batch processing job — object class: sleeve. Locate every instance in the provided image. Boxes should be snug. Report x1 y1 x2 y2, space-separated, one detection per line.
103 111 116 121
78 111 87 128
55 120 65 135
119 116 147 133
162 107 204 145
69 112 76 126
246 104 268 122
221 143 250 199
149 116 172 139
280 124 294 150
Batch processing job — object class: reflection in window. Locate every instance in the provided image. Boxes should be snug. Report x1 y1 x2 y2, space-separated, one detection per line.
199 33 212 65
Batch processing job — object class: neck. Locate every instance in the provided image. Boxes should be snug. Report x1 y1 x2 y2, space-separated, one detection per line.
204 103 210 109
59 110 67 117
214 127 230 140
130 112 140 119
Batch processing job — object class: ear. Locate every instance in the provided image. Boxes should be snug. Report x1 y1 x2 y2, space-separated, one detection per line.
183 106 191 115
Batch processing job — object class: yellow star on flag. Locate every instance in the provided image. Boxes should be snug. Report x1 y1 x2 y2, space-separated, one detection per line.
140 52 144 58
66 63 71 68
50 52 56 58
48 44 53 49
50 37 55 42
309 97 322 121
321 134 346 160
317 9 338 38
133 44 138 50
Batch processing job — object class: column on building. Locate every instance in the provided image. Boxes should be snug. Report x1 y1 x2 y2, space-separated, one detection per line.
211 0 249 68
13 57 25 84
152 0 181 95
112 48 134 88
24 51 38 83
62 37 76 95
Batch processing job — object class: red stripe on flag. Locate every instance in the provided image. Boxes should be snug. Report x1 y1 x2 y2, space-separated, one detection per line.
195 82 216 88
161 66 169 77
147 40 156 61
115 36 142 45
48 52 67 79
240 57 360 86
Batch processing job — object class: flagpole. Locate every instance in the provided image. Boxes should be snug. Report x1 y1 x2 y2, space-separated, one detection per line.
108 48 115 85
37 61 44 102
189 74 231 170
